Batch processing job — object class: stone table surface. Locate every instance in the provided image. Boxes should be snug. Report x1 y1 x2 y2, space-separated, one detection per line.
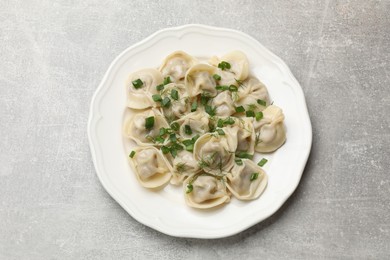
1 0 389 259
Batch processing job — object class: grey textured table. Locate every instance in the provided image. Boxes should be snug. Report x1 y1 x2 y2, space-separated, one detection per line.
1 1 389 259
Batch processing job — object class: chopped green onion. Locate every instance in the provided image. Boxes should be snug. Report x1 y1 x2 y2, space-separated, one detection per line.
246 110 255 117
205 105 216 116
132 79 143 89
129 151 136 158
155 136 165 143
257 99 267 106
235 106 245 113
216 85 229 91
163 76 171 85
152 94 162 102
255 111 263 121
161 97 171 108
216 129 225 135
184 125 192 135
161 146 170 154
213 74 221 81
218 61 231 70
169 133 177 142
235 152 253 159
159 127 167 136
258 158 268 167
192 134 200 142
186 184 193 193
250 172 259 181
145 116 155 129
208 121 215 132
156 84 164 91
185 144 194 152
170 148 178 157
171 142 183 151
235 158 243 166
224 117 235 125
171 89 179 100
182 139 193 146
170 122 179 131
217 119 224 128
191 101 198 112
229 85 238 92
200 94 210 105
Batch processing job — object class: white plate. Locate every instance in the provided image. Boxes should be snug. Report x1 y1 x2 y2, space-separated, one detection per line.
88 24 312 239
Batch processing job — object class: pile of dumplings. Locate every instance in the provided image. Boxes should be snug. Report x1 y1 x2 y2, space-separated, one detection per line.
123 50 286 209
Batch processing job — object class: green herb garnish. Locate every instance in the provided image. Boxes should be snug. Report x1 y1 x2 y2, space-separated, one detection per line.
156 84 164 91
235 158 243 166
250 172 259 181
132 79 143 89
171 89 179 100
258 158 268 167
170 148 178 157
191 101 198 112
216 129 225 135
255 111 263 121
192 134 200 142
185 144 194 152
155 136 165 143
161 97 171 108
216 85 229 91
235 106 245 113
161 146 170 154
224 117 235 125
200 94 210 105
159 127 167 136
213 74 221 81
229 85 238 92
170 122 179 131
205 105 216 116
217 119 224 128
235 152 253 159
218 61 231 70
246 110 255 117
257 99 267 106
145 116 155 129
186 184 193 193
152 94 162 102
184 125 192 135
169 133 177 142
176 162 187 173
129 151 136 158
163 76 171 85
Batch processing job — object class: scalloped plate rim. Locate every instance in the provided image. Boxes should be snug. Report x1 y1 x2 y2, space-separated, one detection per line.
88 24 312 239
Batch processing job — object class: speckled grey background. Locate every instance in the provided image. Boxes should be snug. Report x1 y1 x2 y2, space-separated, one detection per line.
1 0 389 259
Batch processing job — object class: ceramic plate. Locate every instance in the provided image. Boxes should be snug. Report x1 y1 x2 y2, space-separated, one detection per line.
88 24 312 239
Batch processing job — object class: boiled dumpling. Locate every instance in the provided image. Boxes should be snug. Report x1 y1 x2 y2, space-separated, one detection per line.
234 77 270 111
208 50 249 86
184 173 230 209
193 132 237 175
159 83 191 122
211 91 235 117
123 108 169 146
126 68 163 109
128 146 172 189
176 110 210 139
225 118 256 155
253 105 286 152
185 64 218 97
170 150 201 185
226 159 267 200
159 51 197 83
